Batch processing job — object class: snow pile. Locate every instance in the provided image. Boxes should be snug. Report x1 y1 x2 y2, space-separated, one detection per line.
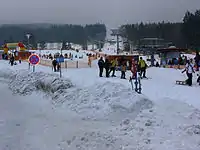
1 69 153 120
60 81 153 119
1 70 74 96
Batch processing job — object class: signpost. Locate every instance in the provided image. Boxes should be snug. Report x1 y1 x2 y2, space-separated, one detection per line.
56 57 64 63
56 56 64 77
28 54 40 72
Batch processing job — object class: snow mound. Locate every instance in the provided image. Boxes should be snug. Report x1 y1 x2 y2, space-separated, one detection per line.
61 81 153 119
5 70 73 96
1 69 153 119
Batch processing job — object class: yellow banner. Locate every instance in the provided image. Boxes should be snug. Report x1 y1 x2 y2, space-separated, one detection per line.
7 43 18 46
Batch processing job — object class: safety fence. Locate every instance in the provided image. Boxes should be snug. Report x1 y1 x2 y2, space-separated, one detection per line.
38 58 97 68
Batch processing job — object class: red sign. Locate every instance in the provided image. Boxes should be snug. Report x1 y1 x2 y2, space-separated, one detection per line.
28 54 40 66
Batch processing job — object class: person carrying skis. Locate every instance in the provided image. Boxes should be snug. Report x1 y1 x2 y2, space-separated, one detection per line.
109 58 117 77
98 57 104 77
138 57 147 78
182 59 195 86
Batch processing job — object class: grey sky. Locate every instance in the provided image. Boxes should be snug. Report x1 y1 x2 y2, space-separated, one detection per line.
0 0 199 28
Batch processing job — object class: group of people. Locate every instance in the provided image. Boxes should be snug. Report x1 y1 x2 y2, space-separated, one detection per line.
97 56 148 79
98 57 117 78
168 55 189 65
182 53 200 86
41 52 90 60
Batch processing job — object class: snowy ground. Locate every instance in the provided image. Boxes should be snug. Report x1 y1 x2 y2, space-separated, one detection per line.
0 60 200 150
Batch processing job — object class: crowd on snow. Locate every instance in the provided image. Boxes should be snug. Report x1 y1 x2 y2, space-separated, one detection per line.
167 54 198 66
167 52 200 86
4 49 200 86
181 52 200 86
40 53 75 60
97 52 200 86
39 52 96 60
98 56 148 80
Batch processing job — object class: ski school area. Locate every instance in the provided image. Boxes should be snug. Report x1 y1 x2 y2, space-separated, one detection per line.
1 47 200 106
0 47 200 150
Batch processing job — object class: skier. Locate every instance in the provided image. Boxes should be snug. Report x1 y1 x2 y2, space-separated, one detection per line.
10 55 15 66
98 57 104 77
104 58 111 78
121 63 126 79
182 59 195 86
138 57 147 78
130 59 137 79
109 58 117 77
52 59 57 72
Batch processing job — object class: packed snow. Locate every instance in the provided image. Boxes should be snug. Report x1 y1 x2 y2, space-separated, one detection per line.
0 58 200 150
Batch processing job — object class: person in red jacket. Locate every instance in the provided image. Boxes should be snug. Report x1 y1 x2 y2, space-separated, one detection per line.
131 59 137 79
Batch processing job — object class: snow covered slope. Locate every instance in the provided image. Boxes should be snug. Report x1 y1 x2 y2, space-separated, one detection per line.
0 60 200 150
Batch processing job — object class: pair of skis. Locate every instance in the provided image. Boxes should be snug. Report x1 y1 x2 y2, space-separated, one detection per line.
129 72 142 94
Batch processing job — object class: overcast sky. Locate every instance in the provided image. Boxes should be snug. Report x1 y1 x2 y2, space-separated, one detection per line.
0 0 199 28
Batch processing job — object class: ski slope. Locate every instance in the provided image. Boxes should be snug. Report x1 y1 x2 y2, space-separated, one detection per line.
0 60 200 150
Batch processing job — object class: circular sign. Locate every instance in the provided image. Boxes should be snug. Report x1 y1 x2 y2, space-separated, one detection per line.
28 54 40 66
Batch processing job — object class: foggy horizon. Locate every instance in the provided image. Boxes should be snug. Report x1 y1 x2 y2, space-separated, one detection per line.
0 0 200 28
